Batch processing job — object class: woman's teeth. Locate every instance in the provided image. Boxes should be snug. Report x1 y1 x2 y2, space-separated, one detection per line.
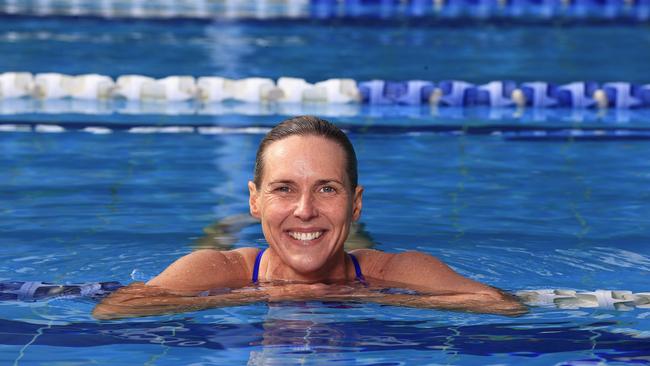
289 231 323 241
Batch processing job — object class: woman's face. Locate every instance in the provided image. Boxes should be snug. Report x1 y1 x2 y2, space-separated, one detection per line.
248 135 363 277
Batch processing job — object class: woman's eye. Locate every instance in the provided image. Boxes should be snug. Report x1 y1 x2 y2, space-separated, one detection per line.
320 186 336 194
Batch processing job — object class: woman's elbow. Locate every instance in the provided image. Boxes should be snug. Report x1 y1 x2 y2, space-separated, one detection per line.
482 289 528 316
92 304 119 320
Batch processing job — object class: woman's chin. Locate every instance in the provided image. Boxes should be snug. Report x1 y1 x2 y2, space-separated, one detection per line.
284 255 330 277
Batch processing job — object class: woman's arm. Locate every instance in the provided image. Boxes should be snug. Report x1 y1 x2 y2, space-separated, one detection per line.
352 249 527 316
92 281 525 320
363 289 526 316
146 248 255 291
92 282 362 320
92 282 267 319
92 248 257 319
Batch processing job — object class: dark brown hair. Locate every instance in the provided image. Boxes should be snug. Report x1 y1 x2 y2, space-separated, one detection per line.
253 116 358 189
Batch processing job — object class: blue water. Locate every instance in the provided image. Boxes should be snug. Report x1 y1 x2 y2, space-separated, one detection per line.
1 10 650 366
2 17 650 83
2 129 650 365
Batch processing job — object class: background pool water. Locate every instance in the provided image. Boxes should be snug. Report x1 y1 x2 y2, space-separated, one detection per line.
1 9 650 366
2 17 650 83
3 128 649 289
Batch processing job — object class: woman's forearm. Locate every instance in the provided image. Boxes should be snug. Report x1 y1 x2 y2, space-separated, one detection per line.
363 291 527 316
92 283 267 320
92 283 527 320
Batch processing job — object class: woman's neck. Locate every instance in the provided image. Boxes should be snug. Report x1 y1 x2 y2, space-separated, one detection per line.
262 249 351 283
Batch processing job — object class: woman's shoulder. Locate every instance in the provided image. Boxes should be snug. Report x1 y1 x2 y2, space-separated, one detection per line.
147 248 262 291
187 247 260 262
349 248 389 260
349 249 438 263
348 249 391 277
189 247 262 276
349 249 444 280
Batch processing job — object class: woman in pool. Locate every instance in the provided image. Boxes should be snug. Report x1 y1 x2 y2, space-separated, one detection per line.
93 116 525 319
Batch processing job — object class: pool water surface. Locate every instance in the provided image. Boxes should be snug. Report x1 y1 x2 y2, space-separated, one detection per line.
1 5 650 366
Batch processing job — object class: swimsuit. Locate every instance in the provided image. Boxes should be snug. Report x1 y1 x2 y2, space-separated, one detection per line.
251 248 365 283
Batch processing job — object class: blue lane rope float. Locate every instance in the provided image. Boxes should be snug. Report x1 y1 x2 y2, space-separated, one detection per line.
0 0 649 21
1 72 650 109
1 281 649 311
0 281 122 302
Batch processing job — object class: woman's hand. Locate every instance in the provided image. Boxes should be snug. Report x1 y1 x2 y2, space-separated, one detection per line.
259 282 365 302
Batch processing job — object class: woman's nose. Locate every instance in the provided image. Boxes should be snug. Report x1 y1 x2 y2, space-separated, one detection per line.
293 192 318 221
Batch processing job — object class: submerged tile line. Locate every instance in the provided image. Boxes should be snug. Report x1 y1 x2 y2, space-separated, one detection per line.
13 321 52 366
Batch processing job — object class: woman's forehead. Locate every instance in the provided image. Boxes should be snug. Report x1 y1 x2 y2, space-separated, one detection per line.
262 135 348 182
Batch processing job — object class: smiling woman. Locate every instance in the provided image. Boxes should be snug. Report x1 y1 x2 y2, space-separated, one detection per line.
248 128 362 282
92 116 526 319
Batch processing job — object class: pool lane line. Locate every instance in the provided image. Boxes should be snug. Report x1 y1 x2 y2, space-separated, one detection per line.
3 120 650 140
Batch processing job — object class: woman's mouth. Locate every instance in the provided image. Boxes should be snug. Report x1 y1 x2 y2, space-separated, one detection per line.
288 231 323 241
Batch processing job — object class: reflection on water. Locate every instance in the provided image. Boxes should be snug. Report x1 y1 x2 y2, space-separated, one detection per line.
0 304 649 365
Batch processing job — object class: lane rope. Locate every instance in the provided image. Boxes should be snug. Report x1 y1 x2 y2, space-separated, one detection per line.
0 0 648 21
516 289 650 311
2 72 650 109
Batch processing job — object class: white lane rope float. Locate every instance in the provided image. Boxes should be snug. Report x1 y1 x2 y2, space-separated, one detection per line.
1 72 650 109
516 289 650 311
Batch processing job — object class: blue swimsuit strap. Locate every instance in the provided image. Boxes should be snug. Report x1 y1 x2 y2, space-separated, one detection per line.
348 253 366 283
252 248 266 283
251 249 365 283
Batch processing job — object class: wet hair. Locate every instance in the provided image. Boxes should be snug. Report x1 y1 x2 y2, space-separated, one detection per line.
253 116 358 189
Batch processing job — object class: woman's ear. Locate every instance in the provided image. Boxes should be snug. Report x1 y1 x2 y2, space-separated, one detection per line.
248 181 261 218
352 185 363 221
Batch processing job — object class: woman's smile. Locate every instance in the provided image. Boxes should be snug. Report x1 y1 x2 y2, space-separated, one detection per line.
287 230 325 242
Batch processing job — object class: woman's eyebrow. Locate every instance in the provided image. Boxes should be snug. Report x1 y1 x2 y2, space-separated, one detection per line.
316 179 344 186
267 180 294 185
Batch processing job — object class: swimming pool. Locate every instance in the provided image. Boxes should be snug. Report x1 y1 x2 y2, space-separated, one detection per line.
1 3 650 365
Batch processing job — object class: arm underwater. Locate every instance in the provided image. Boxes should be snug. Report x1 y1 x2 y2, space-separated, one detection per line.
3 281 648 319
